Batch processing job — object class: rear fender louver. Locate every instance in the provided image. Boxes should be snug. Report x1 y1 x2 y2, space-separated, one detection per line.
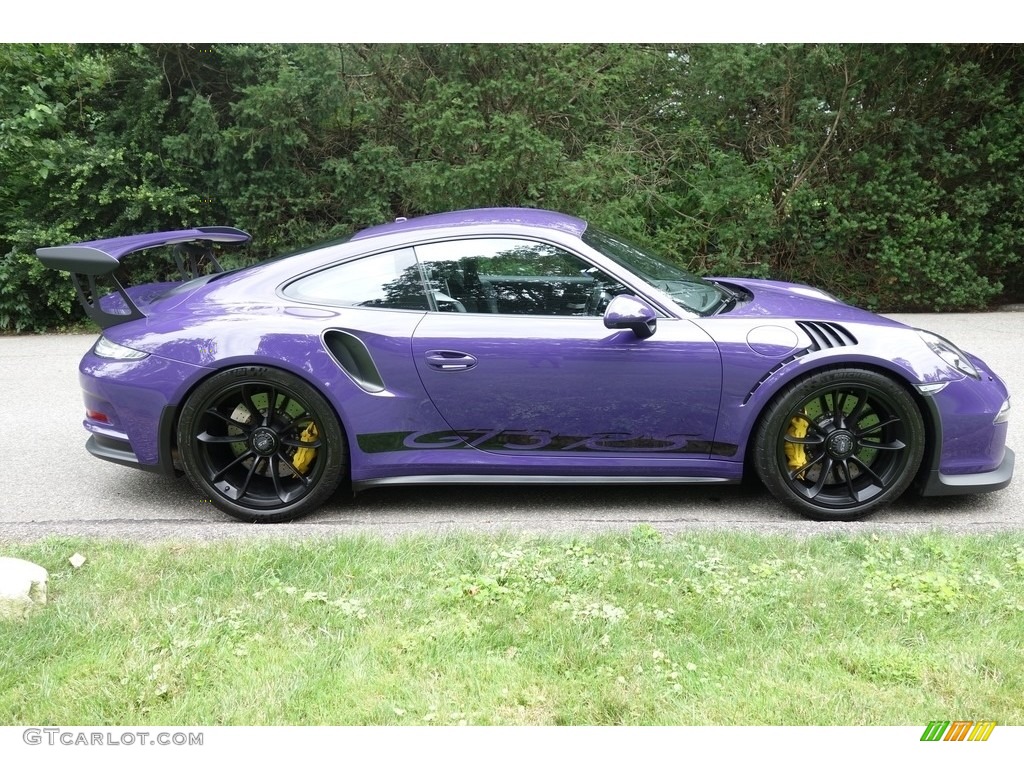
796 321 858 351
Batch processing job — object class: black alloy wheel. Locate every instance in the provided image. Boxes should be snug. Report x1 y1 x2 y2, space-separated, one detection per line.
177 366 347 522
754 368 925 521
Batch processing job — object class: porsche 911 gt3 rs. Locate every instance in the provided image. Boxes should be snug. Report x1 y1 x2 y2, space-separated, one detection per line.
36 208 1013 522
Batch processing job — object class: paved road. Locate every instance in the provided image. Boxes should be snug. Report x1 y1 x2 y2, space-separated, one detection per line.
1 313 1020 542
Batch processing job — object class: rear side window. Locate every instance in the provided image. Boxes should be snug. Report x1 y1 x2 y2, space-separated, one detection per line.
283 248 429 310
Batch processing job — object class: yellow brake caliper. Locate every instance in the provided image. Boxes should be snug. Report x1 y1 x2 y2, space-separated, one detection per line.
292 422 318 475
784 415 808 477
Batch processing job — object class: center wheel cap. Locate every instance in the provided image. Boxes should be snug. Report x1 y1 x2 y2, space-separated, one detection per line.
251 427 279 457
826 431 855 459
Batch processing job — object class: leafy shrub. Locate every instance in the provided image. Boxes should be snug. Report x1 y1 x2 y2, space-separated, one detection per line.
3 43 1023 331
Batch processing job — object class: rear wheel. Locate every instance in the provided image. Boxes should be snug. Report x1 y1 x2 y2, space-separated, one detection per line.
753 368 924 521
177 366 347 522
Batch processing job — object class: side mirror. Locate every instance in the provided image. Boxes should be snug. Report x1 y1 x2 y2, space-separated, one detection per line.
603 294 657 339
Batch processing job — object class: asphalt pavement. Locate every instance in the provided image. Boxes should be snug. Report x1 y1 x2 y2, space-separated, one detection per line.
1 312 1021 542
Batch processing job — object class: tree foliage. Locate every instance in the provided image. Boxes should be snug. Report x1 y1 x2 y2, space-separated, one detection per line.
2 43 1023 331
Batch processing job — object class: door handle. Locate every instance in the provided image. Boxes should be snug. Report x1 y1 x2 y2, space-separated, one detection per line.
424 350 478 371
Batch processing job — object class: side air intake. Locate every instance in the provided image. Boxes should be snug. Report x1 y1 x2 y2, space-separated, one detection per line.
796 321 857 350
323 330 385 393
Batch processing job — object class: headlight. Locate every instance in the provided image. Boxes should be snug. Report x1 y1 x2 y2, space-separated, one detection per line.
94 336 149 360
916 330 980 379
995 398 1011 425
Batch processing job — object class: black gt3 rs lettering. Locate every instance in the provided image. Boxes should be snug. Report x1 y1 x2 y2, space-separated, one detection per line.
356 429 737 455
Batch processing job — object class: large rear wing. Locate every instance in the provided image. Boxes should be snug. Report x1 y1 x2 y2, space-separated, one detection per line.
36 226 250 329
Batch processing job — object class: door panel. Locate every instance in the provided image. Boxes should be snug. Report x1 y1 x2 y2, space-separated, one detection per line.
411 313 722 459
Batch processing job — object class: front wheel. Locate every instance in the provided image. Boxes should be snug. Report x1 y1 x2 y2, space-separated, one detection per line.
753 368 924 521
177 366 347 522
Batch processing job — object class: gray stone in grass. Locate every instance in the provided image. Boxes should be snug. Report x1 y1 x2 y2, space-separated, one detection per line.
0 557 48 620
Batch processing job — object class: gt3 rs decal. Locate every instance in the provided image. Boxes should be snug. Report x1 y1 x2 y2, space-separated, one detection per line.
357 429 738 456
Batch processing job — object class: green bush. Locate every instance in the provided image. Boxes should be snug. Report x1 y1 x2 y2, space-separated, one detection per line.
3 43 1023 331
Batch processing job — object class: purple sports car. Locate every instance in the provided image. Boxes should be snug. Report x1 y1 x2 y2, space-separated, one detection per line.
36 208 1013 523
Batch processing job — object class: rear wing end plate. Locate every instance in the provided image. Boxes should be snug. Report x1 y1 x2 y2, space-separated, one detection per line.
36 226 250 329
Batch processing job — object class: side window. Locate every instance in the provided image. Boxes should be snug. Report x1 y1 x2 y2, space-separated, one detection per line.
415 238 627 316
283 248 429 310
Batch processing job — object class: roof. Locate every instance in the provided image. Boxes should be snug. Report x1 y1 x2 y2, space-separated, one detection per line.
350 207 588 241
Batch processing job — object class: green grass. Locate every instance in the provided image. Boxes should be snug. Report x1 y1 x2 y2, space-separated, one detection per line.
2 530 1023 725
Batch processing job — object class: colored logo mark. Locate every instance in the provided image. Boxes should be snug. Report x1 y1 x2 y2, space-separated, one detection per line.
920 720 996 742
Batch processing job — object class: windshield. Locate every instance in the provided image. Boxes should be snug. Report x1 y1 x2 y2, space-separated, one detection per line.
582 228 727 315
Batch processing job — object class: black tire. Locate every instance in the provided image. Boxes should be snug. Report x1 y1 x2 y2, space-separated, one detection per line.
177 366 347 522
753 368 924 521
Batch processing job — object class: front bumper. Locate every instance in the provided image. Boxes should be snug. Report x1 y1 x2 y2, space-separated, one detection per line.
921 447 1015 496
